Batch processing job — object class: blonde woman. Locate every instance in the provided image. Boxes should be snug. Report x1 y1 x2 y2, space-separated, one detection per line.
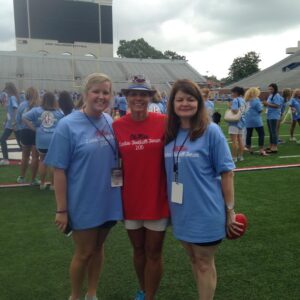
201 87 214 118
278 88 292 143
289 89 300 142
16 87 40 184
244 87 267 156
45 73 123 300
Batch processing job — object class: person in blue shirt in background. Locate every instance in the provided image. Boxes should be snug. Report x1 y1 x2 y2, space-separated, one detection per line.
201 87 214 118
45 73 123 300
263 83 282 153
114 92 128 117
23 92 64 190
164 79 243 300
16 87 40 184
289 89 300 143
227 86 246 162
278 88 292 143
0 82 20 165
244 87 268 156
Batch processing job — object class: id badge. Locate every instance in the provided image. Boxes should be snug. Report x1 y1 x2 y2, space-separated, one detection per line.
171 182 183 204
111 168 123 187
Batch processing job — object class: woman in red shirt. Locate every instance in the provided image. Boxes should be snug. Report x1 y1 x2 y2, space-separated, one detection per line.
113 75 169 300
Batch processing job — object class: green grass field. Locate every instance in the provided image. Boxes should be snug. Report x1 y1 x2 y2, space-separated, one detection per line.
0 103 300 299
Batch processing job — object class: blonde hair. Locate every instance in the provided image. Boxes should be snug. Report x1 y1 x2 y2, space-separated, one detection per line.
292 88 300 98
282 88 292 100
82 73 112 95
201 88 210 100
244 87 260 101
25 87 40 109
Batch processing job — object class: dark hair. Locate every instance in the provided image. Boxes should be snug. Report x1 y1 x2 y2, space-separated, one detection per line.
268 83 278 100
41 92 58 110
58 91 74 115
165 79 209 144
5 82 19 101
231 86 245 97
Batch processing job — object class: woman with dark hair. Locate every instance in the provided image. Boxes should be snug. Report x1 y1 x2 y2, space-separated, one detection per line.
165 79 242 300
263 83 283 153
58 91 75 116
16 87 40 184
23 92 64 190
0 82 20 165
227 86 246 162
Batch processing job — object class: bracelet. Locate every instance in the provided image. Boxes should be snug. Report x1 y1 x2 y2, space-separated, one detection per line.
56 210 67 214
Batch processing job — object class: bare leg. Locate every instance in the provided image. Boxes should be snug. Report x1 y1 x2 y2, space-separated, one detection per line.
127 228 146 291
20 146 31 178
182 242 219 300
38 153 47 185
144 229 165 300
237 134 244 158
290 120 296 138
86 228 111 297
230 134 238 160
30 146 39 181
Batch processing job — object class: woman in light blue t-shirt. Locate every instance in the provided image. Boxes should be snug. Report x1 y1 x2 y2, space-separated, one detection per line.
289 89 300 142
227 86 246 162
244 87 267 156
45 73 123 300
263 83 282 153
0 82 20 165
164 79 244 300
23 92 64 190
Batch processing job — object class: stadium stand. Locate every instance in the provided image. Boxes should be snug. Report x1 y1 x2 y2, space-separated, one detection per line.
227 49 300 90
0 51 206 93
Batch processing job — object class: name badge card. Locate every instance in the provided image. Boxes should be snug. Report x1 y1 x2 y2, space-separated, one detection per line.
111 168 123 187
171 182 183 204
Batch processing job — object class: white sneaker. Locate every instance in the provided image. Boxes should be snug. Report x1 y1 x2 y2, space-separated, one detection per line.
233 157 238 163
0 159 9 166
238 156 244 161
85 295 98 300
290 137 297 142
40 183 48 190
17 176 26 184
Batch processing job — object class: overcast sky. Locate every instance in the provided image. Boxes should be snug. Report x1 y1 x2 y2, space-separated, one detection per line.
1 0 300 78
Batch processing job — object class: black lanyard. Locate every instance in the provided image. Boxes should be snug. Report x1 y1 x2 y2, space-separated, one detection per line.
83 110 118 162
172 131 189 182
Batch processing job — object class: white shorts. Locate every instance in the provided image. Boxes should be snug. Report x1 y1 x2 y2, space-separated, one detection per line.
228 126 244 135
124 218 169 232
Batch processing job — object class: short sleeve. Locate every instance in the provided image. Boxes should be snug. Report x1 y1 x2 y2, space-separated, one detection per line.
255 100 263 112
11 96 18 109
44 120 72 169
209 125 235 175
23 108 37 123
231 99 239 110
273 95 282 106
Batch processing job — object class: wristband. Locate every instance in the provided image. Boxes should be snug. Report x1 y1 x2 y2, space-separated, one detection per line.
56 210 67 214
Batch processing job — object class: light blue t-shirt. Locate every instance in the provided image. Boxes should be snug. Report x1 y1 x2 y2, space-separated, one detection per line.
23 107 64 149
118 96 127 112
44 111 123 230
205 100 215 117
267 93 283 120
245 98 263 128
16 100 31 130
290 98 300 120
228 97 246 129
164 123 235 243
5 95 19 129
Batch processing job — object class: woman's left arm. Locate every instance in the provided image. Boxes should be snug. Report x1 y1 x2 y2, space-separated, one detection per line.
221 171 244 238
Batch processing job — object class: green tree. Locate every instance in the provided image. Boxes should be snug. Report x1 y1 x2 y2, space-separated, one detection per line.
163 50 186 60
228 51 261 83
117 39 185 60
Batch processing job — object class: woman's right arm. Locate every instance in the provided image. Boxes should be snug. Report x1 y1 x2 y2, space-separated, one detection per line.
54 168 68 232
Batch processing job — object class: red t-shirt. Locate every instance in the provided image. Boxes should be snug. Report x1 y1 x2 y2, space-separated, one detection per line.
113 113 169 220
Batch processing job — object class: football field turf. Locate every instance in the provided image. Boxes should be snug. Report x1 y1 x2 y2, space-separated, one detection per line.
0 102 300 299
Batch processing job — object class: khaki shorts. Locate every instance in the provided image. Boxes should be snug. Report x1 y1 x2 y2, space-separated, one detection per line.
124 218 169 231
228 126 244 135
